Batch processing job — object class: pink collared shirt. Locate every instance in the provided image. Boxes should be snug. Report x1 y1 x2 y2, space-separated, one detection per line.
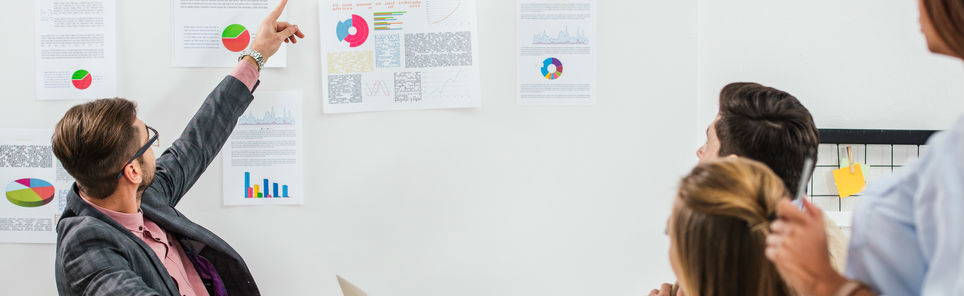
81 196 209 296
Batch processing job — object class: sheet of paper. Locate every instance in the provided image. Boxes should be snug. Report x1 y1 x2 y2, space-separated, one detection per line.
222 91 304 206
832 163 866 198
172 0 287 67
35 0 117 101
517 0 597 105
319 0 482 113
0 129 75 243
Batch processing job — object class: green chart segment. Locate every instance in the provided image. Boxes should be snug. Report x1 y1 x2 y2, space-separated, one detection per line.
5 178 55 208
221 24 251 52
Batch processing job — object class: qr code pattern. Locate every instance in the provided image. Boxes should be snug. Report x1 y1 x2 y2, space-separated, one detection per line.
0 145 53 168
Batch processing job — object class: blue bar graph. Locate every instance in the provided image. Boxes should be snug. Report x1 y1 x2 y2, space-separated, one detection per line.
263 179 269 197
244 172 250 197
243 172 292 199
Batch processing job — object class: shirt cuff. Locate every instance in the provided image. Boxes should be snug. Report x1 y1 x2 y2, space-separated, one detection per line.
229 60 260 92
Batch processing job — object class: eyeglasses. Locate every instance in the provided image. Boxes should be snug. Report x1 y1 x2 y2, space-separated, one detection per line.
116 125 159 179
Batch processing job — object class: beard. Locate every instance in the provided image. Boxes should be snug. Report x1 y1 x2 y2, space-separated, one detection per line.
135 163 156 203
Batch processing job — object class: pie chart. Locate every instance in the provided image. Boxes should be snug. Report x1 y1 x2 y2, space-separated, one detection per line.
72 69 92 90
541 58 563 80
222 24 251 52
6 178 55 208
336 14 369 47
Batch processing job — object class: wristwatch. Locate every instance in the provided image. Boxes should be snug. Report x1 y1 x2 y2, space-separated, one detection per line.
238 48 265 71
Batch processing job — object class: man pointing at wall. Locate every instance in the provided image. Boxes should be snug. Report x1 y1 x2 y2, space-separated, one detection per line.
51 1 303 295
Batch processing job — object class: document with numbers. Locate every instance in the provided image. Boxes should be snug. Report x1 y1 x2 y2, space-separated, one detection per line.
319 0 481 113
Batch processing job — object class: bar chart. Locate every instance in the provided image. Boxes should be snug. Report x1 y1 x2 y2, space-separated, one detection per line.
243 172 291 198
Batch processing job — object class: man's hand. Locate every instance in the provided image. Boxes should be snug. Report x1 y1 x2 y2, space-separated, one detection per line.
250 0 305 61
765 198 848 295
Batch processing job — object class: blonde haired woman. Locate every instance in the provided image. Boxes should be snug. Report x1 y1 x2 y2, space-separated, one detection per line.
655 158 795 296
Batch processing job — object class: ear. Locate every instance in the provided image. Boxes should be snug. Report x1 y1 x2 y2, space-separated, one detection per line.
122 161 144 184
725 154 739 159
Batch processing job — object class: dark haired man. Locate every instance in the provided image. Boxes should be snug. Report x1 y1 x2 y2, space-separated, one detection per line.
52 1 303 295
695 82 848 271
650 82 848 296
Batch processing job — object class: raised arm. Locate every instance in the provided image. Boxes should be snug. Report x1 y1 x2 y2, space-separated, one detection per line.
151 0 304 205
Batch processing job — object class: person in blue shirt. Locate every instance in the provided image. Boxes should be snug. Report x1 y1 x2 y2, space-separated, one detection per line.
764 0 964 295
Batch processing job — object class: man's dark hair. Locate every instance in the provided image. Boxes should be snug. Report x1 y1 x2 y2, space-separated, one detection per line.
52 98 140 199
715 82 818 197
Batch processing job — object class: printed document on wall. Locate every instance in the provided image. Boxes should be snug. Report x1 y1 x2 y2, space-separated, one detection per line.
0 129 75 243
223 91 304 206
319 0 481 113
35 0 117 101
172 0 287 67
517 0 596 105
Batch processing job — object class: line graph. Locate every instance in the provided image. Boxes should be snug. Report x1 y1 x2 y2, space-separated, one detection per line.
364 80 391 97
421 69 475 101
238 106 295 125
426 0 469 27
427 70 462 95
533 26 589 45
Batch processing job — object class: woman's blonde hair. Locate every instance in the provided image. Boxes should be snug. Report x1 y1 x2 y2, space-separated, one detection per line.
670 158 794 296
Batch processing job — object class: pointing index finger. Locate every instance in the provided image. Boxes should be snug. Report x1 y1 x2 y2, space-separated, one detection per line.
265 0 289 23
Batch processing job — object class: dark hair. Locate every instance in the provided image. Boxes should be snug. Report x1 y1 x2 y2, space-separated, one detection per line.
922 0 964 58
52 98 140 199
672 158 794 296
715 82 818 197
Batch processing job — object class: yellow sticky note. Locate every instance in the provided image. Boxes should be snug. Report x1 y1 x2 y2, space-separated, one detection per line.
832 163 866 198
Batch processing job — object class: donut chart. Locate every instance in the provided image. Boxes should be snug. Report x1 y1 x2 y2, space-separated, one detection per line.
222 24 251 52
5 178 55 208
541 58 563 80
72 69 92 90
336 14 369 47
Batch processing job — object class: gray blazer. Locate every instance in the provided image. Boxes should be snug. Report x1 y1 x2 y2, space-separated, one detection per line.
55 76 260 296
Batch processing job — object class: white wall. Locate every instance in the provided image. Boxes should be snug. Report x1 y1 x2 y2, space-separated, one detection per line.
7 0 960 295
698 0 964 133
0 0 697 295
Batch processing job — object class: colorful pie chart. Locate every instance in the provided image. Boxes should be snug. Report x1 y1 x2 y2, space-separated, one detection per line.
336 14 369 47
222 24 251 52
72 69 92 90
541 58 563 80
5 178 55 208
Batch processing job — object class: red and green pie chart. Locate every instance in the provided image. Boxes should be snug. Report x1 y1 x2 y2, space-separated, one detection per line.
72 69 92 90
222 24 251 52
5 178 55 208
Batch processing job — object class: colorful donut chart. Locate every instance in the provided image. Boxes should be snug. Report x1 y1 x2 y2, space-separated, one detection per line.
336 14 370 47
541 57 563 80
